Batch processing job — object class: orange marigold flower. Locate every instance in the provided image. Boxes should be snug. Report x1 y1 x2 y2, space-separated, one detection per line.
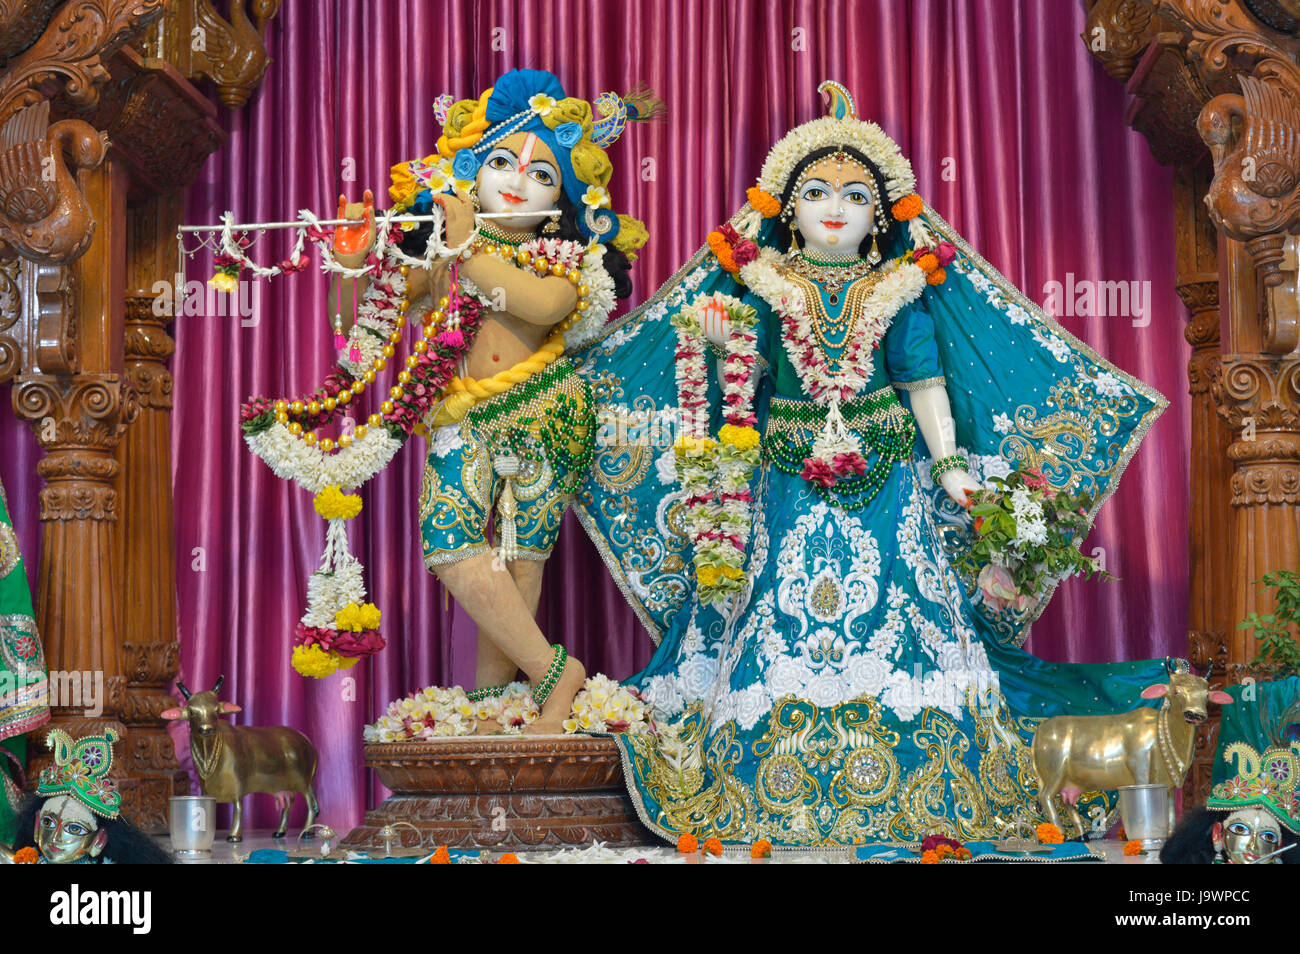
431 845 452 864
935 844 955 859
703 837 723 857
926 268 946 286
750 839 773 858
915 253 938 273
746 186 782 218
920 849 940 864
892 194 924 221
707 232 740 274
497 852 520 864
13 846 38 864
676 833 699 853
1036 823 1064 845
1123 840 1144 856
956 847 972 860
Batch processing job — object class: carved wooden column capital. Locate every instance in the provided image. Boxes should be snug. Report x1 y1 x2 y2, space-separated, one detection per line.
1083 0 1160 81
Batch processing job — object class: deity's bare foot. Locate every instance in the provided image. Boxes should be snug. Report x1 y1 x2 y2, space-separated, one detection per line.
524 655 586 735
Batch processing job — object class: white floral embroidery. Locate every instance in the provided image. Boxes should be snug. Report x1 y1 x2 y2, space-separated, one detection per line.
430 424 465 459
1090 369 1129 398
1031 328 1071 362
992 412 1014 435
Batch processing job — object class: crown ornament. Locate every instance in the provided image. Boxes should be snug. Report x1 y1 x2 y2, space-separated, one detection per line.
36 727 122 820
1207 740 1300 833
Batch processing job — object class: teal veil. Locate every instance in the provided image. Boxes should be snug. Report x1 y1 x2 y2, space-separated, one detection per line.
570 201 1167 650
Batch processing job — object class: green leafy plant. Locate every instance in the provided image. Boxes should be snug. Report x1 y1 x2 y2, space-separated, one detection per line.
1239 570 1300 678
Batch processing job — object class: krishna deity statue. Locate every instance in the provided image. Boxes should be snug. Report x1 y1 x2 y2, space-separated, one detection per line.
320 69 655 730
568 82 1172 845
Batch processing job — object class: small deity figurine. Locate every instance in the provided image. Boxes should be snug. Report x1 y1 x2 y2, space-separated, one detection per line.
1 728 171 864
1162 736 1299 864
329 69 654 730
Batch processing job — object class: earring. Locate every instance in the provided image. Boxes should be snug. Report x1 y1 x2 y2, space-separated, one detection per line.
868 231 881 266
543 217 559 234
470 190 481 214
789 221 800 255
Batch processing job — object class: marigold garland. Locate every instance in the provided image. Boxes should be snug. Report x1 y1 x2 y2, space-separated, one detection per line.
891 193 923 220
920 849 939 864
745 186 781 218
13 846 38 864
703 837 724 857
676 833 698 853
291 644 361 678
1123 840 1144 856
497 852 520 864
1036 822 1064 845
431 846 452 864
313 485 363 520
750 839 773 859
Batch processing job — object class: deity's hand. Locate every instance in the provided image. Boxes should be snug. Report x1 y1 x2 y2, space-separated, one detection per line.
941 469 983 509
431 193 477 249
334 189 376 263
698 297 731 348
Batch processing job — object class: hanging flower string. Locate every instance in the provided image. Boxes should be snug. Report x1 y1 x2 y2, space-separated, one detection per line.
239 226 485 676
672 293 761 605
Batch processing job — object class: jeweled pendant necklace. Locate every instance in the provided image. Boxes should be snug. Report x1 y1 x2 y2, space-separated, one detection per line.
792 252 874 305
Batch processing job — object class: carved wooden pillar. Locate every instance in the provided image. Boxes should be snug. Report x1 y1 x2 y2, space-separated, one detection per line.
112 192 186 828
1174 164 1234 807
11 161 137 785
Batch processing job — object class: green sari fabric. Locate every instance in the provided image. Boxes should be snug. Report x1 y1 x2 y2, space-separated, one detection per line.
0 478 48 845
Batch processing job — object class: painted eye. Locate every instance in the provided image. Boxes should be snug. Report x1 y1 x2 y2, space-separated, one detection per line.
801 187 827 201
1261 830 1279 844
1228 823 1250 836
530 169 554 186
65 823 86 836
40 816 56 829
487 155 514 171
844 191 871 205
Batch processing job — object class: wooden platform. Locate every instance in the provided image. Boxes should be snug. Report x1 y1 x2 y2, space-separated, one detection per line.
341 736 656 851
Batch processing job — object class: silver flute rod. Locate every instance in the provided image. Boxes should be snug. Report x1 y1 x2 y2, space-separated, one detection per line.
1246 843 1296 864
178 211 561 234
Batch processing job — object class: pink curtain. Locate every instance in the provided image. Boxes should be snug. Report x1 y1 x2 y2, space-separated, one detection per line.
0 0 1188 831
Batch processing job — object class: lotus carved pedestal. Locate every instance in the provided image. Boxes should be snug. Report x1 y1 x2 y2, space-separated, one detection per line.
342 736 656 851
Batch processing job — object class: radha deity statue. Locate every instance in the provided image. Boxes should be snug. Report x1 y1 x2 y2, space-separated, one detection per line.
570 82 1171 845
325 69 655 730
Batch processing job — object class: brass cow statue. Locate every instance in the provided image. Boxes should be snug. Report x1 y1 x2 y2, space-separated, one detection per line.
162 676 320 842
1031 658 1232 838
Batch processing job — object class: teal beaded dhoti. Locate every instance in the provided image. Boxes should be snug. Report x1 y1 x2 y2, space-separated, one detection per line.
418 358 596 567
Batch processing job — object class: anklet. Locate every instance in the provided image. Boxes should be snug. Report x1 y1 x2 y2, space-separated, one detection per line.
532 645 568 706
466 684 509 703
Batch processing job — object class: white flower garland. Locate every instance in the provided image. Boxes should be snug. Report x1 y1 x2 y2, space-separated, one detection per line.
244 418 405 495
738 248 926 406
338 251 409 376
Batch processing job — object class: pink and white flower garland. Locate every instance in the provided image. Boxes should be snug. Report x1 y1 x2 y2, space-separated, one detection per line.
672 293 761 605
737 248 926 405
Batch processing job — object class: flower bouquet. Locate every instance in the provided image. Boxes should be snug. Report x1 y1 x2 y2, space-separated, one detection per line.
954 465 1111 615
